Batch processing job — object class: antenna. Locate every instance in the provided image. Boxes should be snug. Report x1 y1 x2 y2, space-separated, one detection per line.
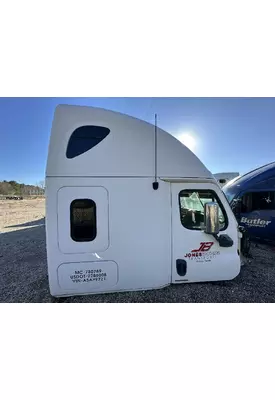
153 113 159 190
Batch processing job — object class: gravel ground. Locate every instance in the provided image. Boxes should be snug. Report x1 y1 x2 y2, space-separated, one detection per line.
1 200 275 302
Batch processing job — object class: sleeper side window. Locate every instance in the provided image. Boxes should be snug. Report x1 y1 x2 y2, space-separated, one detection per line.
179 190 227 231
70 199 97 242
66 126 110 159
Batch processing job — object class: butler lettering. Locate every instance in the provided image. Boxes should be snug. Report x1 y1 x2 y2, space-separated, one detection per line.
241 217 271 227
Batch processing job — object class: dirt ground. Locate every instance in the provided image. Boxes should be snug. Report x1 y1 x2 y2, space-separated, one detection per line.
0 198 275 303
0 198 45 234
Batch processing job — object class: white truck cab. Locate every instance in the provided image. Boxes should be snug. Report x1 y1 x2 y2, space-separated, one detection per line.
45 104 241 297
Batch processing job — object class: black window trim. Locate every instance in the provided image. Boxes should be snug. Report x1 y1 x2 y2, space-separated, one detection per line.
178 189 229 231
70 198 97 242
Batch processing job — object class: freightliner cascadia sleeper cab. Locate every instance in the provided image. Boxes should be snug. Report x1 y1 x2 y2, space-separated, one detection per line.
46 105 241 297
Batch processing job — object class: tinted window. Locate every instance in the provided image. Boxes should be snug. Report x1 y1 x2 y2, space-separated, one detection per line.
241 191 275 213
70 199 96 242
179 190 227 230
66 126 110 159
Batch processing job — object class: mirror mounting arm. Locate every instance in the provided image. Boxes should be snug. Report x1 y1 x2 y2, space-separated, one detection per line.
212 233 234 248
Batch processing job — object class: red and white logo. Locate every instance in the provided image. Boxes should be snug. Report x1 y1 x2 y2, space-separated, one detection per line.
184 242 219 261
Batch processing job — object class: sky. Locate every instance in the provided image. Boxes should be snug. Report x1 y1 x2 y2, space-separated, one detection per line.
1 97 275 185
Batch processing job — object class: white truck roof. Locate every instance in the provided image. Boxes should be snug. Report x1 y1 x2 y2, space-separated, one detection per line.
46 104 212 179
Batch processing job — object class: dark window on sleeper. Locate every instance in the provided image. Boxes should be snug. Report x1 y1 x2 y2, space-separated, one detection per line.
66 125 110 159
70 199 97 242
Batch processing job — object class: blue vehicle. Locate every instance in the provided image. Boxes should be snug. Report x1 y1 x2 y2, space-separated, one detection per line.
223 161 275 242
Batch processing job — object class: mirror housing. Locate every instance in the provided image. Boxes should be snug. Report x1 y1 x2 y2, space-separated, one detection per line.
204 202 220 234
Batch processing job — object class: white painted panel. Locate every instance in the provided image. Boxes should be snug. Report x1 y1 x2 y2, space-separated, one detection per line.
46 105 212 179
58 261 118 291
46 177 171 297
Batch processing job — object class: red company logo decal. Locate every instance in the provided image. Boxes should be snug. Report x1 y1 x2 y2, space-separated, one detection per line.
184 242 219 262
191 242 214 253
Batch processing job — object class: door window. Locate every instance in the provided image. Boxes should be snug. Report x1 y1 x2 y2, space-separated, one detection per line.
179 190 227 230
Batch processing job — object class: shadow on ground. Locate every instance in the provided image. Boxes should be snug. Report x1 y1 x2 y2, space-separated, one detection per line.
0 221 275 303
5 217 45 229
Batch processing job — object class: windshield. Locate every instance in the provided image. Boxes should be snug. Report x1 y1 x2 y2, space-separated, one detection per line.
223 185 239 204
222 176 241 203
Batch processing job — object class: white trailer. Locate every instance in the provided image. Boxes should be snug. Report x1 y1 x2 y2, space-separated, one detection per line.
46 105 241 297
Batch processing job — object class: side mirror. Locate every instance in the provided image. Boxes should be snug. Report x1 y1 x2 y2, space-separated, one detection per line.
204 202 220 234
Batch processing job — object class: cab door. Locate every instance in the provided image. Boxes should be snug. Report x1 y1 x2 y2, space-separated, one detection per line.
171 182 240 283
